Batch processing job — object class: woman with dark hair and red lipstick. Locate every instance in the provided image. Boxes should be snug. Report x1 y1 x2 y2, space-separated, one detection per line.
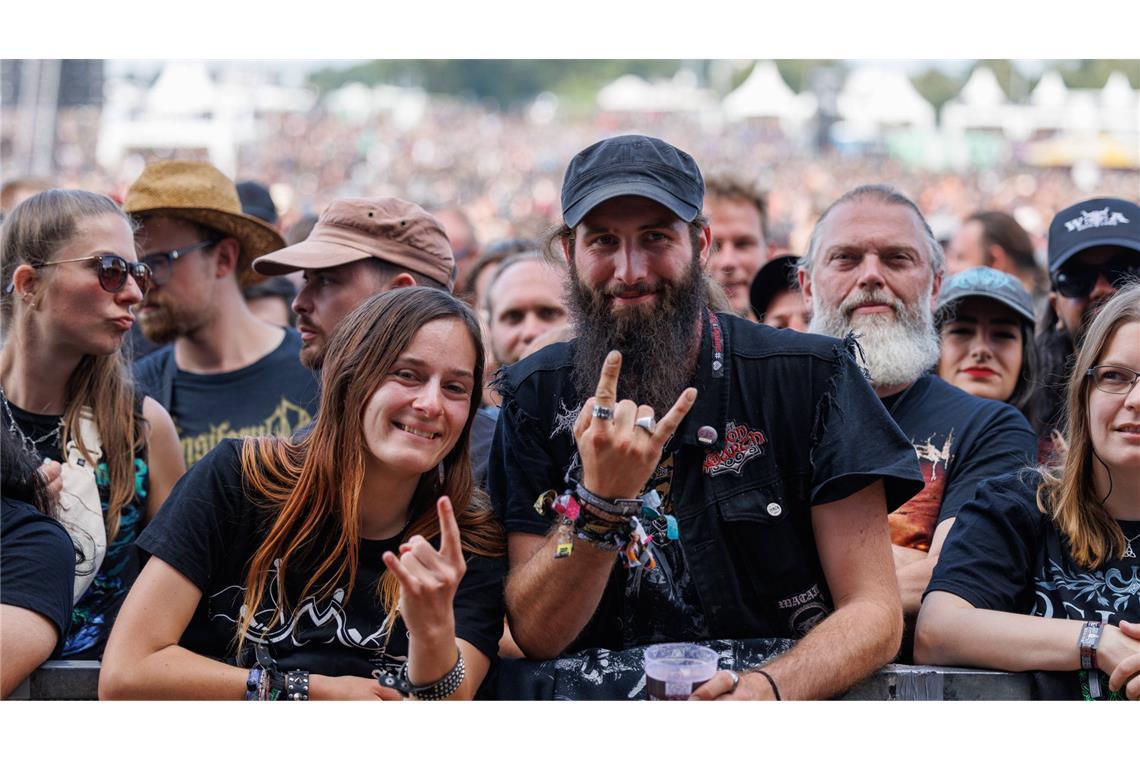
935 266 1040 428
0 189 184 659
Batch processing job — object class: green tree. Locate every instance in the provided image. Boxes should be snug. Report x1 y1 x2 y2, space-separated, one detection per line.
911 67 963 117
307 60 683 108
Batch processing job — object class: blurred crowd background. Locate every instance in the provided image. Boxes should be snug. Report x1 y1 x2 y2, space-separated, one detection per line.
2 58 1138 259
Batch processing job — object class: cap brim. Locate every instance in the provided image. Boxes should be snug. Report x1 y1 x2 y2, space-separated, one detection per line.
937 291 1035 325
1049 236 1140 272
749 256 800 318
252 239 372 275
564 181 699 228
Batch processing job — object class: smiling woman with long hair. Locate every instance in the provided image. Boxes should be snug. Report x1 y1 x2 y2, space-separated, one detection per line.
0 189 184 660
100 287 506 700
916 281 1140 700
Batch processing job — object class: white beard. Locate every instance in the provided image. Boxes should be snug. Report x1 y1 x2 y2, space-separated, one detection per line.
809 287 941 390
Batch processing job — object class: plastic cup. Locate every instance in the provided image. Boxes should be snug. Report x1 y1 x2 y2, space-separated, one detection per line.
643 643 719 700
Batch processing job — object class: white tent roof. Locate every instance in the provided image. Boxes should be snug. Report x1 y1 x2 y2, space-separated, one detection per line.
145 62 218 116
958 67 1007 107
836 66 935 129
596 73 714 113
1030 70 1068 107
721 61 817 121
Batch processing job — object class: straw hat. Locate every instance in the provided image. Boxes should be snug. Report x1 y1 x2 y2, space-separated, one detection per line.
123 160 285 286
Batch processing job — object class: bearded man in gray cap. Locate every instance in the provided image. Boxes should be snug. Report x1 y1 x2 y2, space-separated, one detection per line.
489 135 923 700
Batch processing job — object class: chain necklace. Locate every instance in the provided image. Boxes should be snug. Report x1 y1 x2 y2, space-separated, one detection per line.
0 385 63 459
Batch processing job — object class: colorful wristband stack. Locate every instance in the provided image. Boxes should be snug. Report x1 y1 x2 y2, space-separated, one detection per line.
544 483 663 569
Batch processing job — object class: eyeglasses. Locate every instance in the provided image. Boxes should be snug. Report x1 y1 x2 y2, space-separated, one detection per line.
1086 365 1140 394
140 239 218 287
1052 256 1140 299
26 254 153 297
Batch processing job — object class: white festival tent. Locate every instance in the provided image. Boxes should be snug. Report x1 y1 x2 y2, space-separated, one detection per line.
720 61 817 130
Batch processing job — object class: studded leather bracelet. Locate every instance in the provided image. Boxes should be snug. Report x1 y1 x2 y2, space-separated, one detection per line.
399 648 466 701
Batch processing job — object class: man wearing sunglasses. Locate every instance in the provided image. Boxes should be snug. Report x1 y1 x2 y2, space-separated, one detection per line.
125 160 320 470
1035 197 1140 453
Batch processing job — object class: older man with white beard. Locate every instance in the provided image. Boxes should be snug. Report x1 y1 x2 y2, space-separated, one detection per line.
799 185 1036 657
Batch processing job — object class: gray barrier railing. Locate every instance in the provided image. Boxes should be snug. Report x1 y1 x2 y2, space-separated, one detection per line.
9 661 1031 700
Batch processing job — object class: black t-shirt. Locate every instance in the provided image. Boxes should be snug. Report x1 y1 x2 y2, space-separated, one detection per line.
490 313 924 652
136 439 506 677
469 405 499 491
927 470 1139 699
132 329 319 470
3 397 150 659
1 497 76 658
882 374 1036 551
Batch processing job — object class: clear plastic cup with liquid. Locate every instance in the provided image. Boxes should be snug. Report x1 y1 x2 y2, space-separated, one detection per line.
643 643 719 700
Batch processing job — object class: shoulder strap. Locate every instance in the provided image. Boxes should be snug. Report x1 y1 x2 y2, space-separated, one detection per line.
158 348 178 411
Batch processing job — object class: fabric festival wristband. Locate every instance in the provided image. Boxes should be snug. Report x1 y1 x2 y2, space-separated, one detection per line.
1079 621 1103 671
244 666 263 700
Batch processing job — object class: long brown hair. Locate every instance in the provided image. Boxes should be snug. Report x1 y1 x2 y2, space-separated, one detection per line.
1036 280 1140 568
235 287 503 653
1 189 146 541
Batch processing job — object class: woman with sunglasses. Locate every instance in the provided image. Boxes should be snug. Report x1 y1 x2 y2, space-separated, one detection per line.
0 189 185 660
100 288 505 700
916 281 1140 700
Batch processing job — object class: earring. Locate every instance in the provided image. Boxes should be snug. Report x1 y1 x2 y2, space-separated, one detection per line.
437 461 446 485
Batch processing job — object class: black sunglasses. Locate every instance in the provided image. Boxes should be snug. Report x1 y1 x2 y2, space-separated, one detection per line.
140 239 218 286
1052 255 1140 299
20 254 153 297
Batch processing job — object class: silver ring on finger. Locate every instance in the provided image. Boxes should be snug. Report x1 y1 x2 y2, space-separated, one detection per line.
592 404 615 421
634 415 657 434
727 670 741 693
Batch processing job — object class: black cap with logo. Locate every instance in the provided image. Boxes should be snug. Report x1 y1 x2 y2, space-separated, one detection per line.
1047 197 1140 273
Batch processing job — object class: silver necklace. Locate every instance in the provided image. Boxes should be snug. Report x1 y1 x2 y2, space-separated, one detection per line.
0 385 62 459
1125 530 1140 560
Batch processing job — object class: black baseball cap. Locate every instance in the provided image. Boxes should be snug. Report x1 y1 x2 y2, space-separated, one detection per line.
749 255 801 320
561 135 704 228
936 266 1035 326
1047 197 1140 273
237 180 279 226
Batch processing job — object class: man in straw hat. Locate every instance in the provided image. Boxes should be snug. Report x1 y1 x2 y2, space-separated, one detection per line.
127 160 319 469
252 197 454 371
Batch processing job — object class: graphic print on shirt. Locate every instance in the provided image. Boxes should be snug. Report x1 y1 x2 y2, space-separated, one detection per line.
1032 559 1140 619
207 558 403 672
889 431 954 552
180 398 313 468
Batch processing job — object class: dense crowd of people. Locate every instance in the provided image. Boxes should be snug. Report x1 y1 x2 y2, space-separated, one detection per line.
1 127 1138 701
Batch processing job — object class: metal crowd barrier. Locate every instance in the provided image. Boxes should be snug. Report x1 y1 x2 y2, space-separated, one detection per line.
9 660 1032 700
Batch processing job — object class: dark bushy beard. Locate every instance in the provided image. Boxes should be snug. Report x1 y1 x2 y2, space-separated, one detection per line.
568 255 704 417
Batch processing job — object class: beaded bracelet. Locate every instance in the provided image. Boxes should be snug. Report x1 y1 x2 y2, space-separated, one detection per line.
399 649 466 701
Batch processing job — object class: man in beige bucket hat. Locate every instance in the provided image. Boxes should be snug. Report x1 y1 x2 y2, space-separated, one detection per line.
127 160 319 468
253 197 454 370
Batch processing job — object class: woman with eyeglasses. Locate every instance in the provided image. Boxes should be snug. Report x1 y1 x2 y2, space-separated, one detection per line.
0 189 185 660
916 281 1140 700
